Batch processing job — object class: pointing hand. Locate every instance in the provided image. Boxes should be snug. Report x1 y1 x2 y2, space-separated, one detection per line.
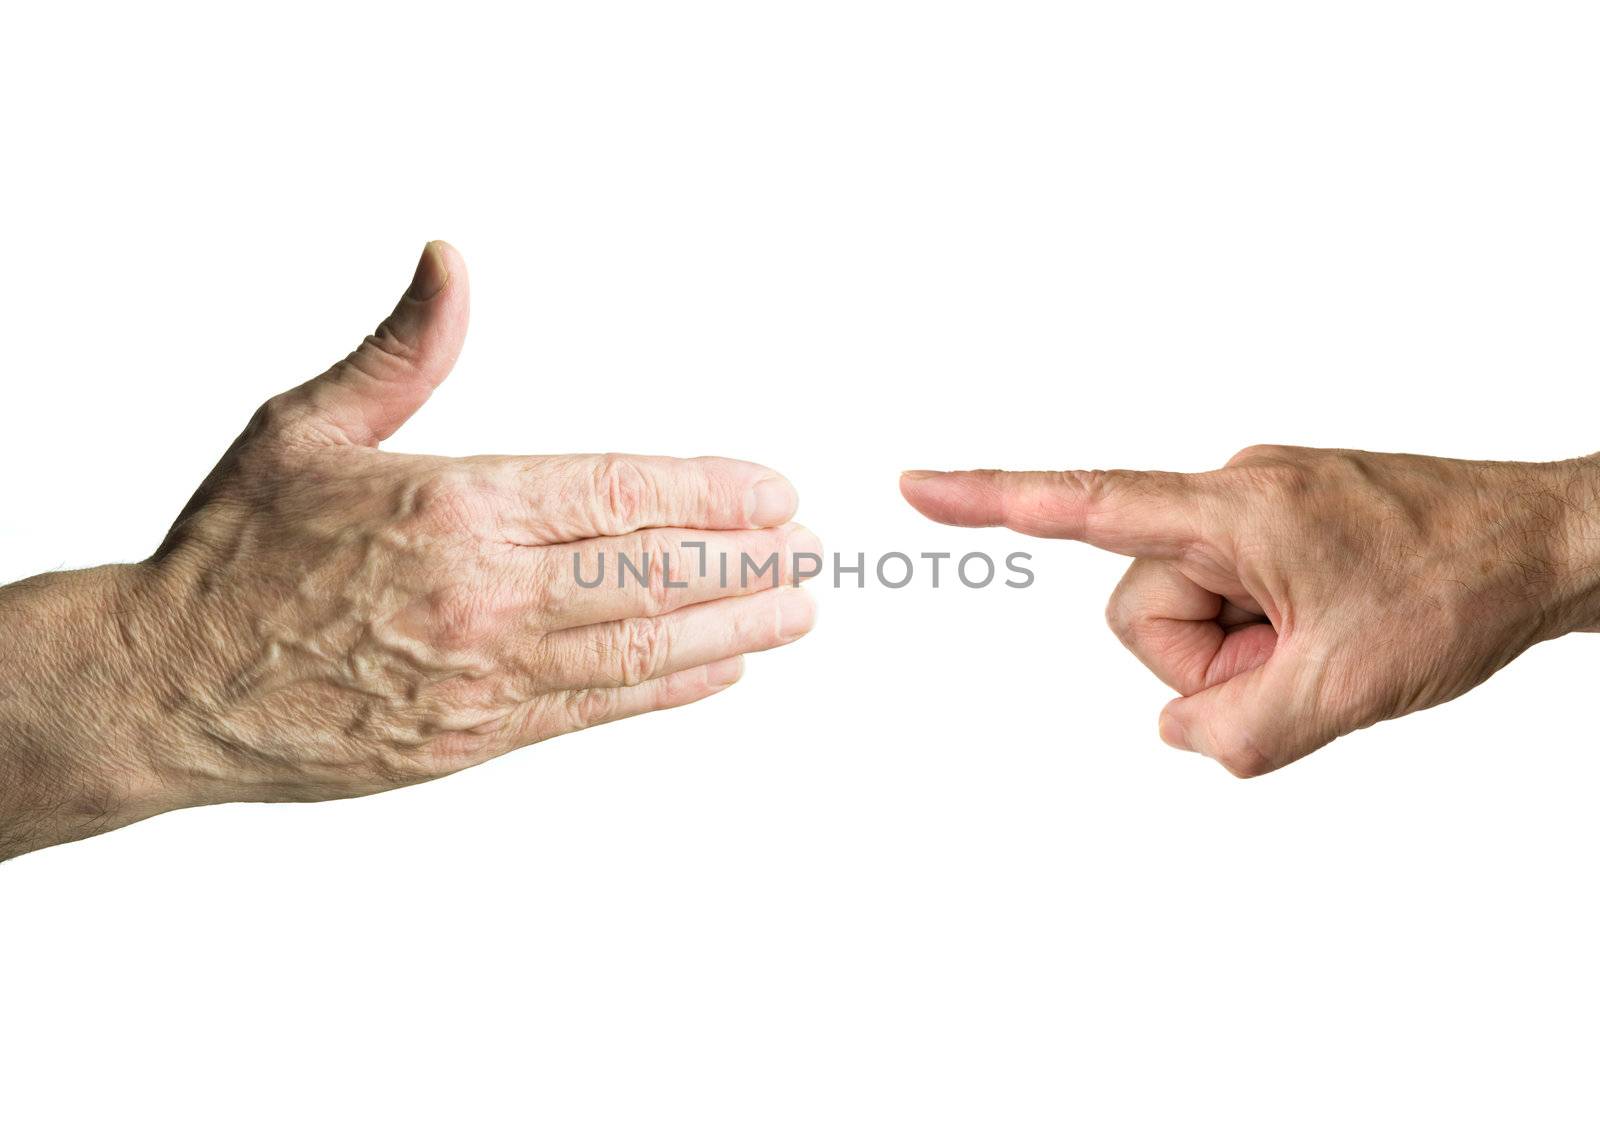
902 448 1600 775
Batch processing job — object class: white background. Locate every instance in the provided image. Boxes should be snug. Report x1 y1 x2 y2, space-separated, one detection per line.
3 2 1598 1127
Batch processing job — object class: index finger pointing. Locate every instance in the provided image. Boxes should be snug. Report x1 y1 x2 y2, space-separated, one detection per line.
899 468 1202 557
507 454 799 544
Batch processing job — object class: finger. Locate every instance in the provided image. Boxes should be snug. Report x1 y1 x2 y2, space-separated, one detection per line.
1106 559 1276 695
505 453 799 543
531 587 816 692
523 522 822 630
1107 559 1223 694
288 241 471 446
517 656 746 745
900 468 1202 557
1157 657 1333 777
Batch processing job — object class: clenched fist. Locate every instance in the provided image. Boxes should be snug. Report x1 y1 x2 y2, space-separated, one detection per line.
902 448 1600 776
0 242 818 859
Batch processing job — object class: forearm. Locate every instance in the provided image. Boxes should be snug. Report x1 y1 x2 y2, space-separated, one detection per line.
0 565 174 861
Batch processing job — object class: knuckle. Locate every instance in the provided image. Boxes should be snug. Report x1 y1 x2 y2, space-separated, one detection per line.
615 615 668 686
564 687 613 732
1104 588 1137 642
594 454 656 530
1225 443 1292 467
1237 458 1315 501
358 320 420 368
1056 468 1112 501
408 467 490 536
239 391 319 457
248 392 301 437
226 398 327 487
1212 724 1311 778
417 694 519 766
653 670 691 709
1079 468 1173 501
1216 742 1272 778
631 529 677 614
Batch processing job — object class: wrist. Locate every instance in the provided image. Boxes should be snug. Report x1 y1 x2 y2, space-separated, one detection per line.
0 564 195 858
1545 454 1600 635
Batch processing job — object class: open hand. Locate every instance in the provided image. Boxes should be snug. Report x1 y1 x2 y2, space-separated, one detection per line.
114 242 818 807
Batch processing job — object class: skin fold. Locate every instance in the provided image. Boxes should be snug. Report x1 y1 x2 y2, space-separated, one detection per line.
0 242 818 860
901 450 1600 776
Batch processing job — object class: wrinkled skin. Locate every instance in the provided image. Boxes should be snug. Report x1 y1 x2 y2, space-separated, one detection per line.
0 242 817 858
902 448 1600 776
139 444 817 804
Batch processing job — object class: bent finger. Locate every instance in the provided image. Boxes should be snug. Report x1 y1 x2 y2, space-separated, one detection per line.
1107 559 1225 694
1107 559 1276 695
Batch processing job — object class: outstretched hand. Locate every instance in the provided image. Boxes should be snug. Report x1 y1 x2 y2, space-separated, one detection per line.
0 242 819 858
143 241 821 802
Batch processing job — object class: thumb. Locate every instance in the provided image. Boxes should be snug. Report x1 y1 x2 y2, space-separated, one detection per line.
1157 657 1333 777
295 240 470 446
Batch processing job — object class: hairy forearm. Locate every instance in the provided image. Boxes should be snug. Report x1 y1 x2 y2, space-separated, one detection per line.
0 565 175 861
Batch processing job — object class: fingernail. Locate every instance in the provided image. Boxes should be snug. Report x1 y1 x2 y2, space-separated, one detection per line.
901 470 943 481
406 240 450 301
747 477 798 526
708 655 744 687
1158 709 1190 751
787 523 823 562
777 588 817 642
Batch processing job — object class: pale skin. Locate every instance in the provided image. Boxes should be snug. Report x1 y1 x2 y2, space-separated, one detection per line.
0 242 819 860
901 452 1600 776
